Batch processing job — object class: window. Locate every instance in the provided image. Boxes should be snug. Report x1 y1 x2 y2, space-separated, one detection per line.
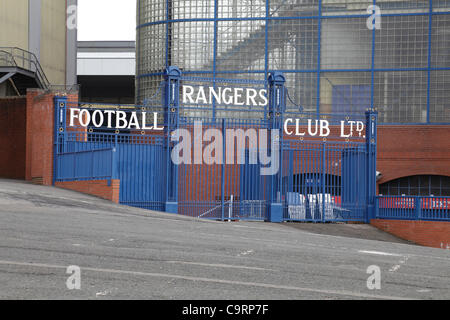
379 175 450 196
332 84 371 114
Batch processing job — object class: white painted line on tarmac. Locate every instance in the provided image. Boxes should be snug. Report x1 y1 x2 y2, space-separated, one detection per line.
417 289 432 293
0 259 415 300
165 260 272 271
358 250 403 257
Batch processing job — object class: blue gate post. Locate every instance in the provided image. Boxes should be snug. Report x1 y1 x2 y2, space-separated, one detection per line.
53 95 68 185
164 66 181 214
221 119 226 221
267 72 286 223
365 109 378 223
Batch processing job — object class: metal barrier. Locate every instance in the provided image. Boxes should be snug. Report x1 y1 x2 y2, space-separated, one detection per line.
55 148 117 182
282 143 368 222
376 196 450 222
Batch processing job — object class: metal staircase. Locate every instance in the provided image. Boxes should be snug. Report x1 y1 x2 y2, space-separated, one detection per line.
207 0 319 72
0 47 50 95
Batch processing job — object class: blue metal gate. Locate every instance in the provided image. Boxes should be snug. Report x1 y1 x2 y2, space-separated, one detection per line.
53 66 377 223
53 97 167 212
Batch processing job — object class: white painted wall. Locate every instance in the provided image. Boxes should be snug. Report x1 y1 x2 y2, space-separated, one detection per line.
77 52 135 76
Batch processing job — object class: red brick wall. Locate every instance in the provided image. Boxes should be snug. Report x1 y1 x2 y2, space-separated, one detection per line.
23 91 123 204
371 219 450 249
55 180 120 203
0 97 27 179
377 126 450 191
25 90 55 185
23 91 80 185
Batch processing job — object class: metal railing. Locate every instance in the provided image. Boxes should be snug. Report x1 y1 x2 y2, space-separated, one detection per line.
376 196 450 222
0 47 50 89
55 148 117 182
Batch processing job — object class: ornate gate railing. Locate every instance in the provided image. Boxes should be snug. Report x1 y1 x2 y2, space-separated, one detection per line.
53 66 377 222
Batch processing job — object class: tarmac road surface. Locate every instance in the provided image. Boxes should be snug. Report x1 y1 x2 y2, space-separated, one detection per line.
0 179 449 300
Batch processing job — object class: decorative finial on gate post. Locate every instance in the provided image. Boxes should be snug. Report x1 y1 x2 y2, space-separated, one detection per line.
165 66 182 78
268 72 286 86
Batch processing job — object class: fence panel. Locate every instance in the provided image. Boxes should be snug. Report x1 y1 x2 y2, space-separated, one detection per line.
376 196 450 221
281 107 371 223
55 148 116 182
282 142 367 222
118 143 166 212
54 95 167 212
177 118 269 220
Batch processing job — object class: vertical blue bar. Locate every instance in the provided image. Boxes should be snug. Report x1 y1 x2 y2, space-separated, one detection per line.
264 0 269 120
371 0 376 111
137 0 141 101
213 0 218 120
322 142 326 222
221 119 226 221
427 0 433 123
375 196 379 219
265 0 269 78
316 0 322 117
165 0 170 68
417 197 423 221
288 151 293 196
90 149 94 180
112 147 117 180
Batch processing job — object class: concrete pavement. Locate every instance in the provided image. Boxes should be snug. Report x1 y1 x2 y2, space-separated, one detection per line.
0 179 449 300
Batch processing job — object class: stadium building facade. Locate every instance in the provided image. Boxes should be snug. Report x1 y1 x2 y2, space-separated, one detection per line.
136 0 450 197
0 0 77 95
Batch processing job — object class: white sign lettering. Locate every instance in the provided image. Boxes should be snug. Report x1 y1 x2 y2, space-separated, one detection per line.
182 85 268 107
285 118 365 138
69 109 163 131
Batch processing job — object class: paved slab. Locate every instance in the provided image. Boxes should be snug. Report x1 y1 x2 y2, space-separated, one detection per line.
0 179 449 300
